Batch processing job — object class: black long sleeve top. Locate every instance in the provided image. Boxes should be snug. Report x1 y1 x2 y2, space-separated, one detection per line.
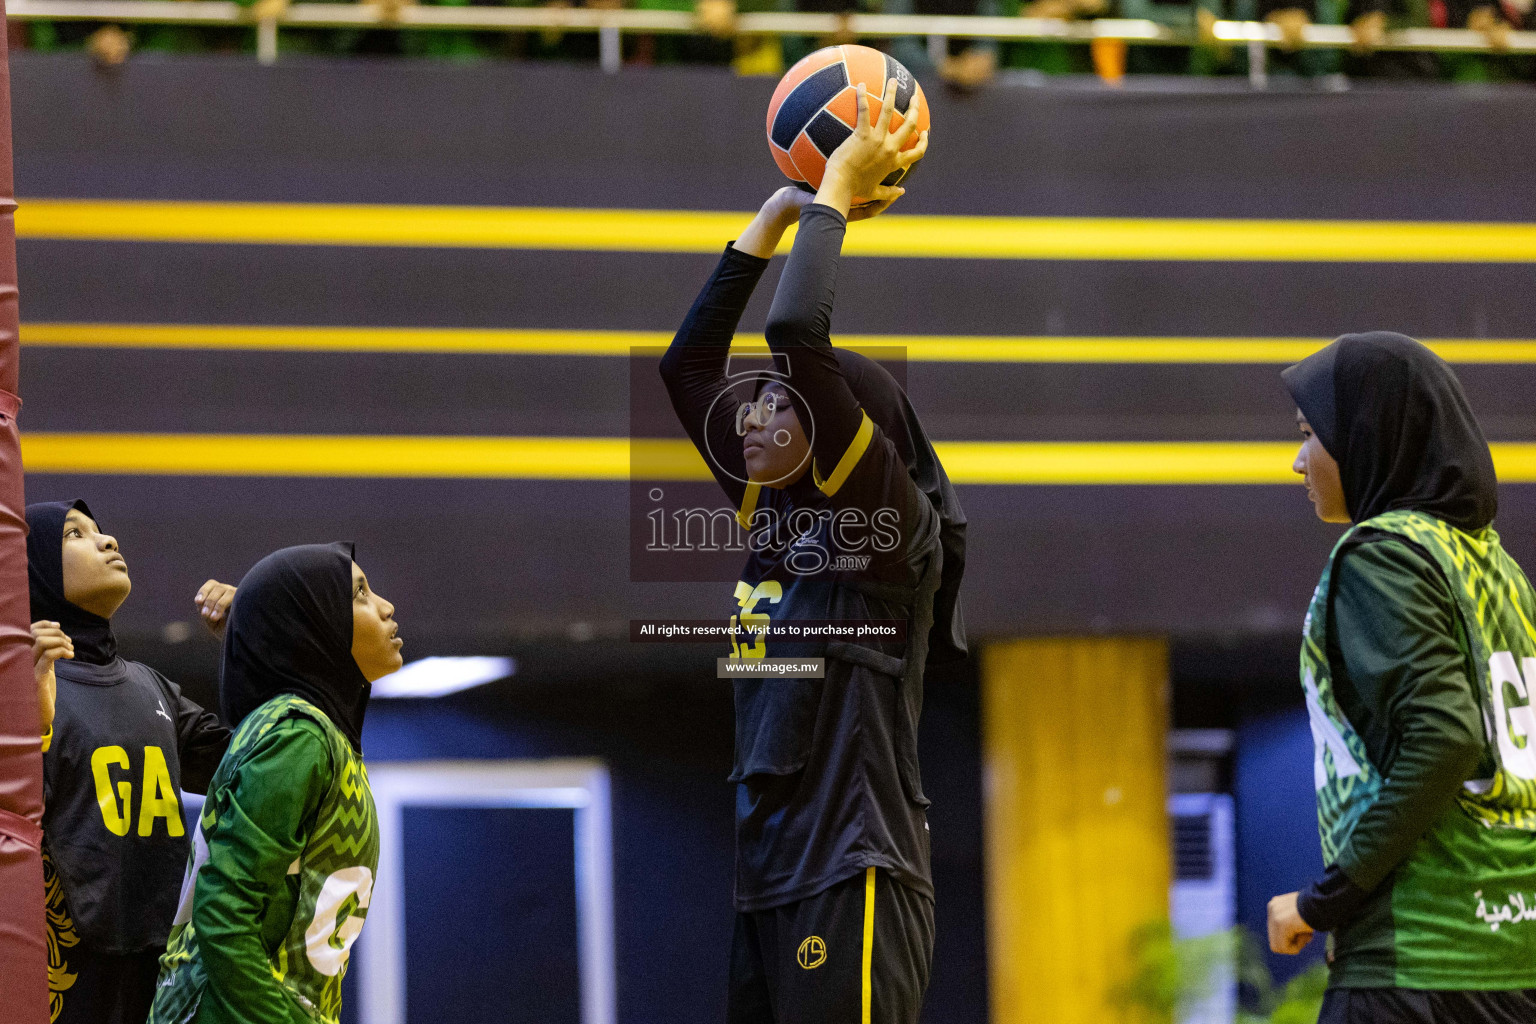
659 205 944 911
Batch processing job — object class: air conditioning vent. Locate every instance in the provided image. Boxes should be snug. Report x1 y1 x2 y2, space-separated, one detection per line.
1173 812 1214 881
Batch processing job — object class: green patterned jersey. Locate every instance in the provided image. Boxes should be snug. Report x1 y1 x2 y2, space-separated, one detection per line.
150 694 379 1024
1304 510 1536 988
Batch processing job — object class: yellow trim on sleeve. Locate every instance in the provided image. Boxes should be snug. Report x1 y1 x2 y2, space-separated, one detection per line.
736 483 761 529
41 726 52 754
862 866 876 1024
815 412 875 498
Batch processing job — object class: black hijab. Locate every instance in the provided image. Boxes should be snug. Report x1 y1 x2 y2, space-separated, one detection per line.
26 499 117 665
762 350 969 664
220 543 371 752
1282 331 1498 532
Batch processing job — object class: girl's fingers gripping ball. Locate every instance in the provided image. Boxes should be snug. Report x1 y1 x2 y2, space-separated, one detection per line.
765 44 931 195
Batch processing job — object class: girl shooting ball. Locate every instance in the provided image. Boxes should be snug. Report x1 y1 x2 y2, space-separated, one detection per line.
661 77 967 1024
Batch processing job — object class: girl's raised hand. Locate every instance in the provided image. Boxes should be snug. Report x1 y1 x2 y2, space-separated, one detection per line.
767 185 816 223
816 79 928 219
195 579 238 634
32 620 72 738
847 194 899 222
734 186 817 259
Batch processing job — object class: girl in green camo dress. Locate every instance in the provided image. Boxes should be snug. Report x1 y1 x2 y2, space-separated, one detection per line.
1270 332 1536 1023
150 542 404 1024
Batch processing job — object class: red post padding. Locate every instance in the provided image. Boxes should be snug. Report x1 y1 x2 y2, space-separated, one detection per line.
0 1 47 1019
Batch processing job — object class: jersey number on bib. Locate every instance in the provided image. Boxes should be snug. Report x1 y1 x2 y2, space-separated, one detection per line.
730 580 782 659
305 866 374 976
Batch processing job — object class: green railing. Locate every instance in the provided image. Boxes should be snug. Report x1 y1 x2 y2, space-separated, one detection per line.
10 0 1534 70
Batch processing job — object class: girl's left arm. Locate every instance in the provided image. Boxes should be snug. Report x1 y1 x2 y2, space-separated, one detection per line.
764 79 929 511
763 204 868 495
1295 538 1485 931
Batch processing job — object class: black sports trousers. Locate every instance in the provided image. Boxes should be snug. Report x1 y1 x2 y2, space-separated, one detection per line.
728 867 934 1024
45 846 161 1024
51 944 161 1024
1319 987 1536 1024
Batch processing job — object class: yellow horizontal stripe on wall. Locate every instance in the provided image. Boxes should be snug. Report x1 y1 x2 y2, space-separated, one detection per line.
23 433 643 480
20 323 1536 364
21 433 1536 484
17 200 1536 262
939 442 1300 484
21 323 662 357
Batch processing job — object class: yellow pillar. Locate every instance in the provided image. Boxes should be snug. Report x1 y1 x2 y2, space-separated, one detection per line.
982 637 1171 1024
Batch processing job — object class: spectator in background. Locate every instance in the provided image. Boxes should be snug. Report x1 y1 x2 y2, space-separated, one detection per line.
1257 0 1439 77
405 0 483 60
1441 0 1532 78
885 0 1004 90
697 0 794 75
628 0 747 69
280 0 479 64
85 26 132 66
1260 0 1370 71
1448 0 1531 43
1257 0 1531 79
993 0 1103 79
770 0 866 69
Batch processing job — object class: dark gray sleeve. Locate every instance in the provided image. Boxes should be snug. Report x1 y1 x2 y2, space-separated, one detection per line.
659 244 772 506
160 674 232 795
763 204 867 485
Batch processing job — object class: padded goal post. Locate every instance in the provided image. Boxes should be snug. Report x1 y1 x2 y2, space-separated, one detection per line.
0 4 47 1021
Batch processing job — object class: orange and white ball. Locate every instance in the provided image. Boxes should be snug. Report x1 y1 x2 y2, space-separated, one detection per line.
766 45 931 194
